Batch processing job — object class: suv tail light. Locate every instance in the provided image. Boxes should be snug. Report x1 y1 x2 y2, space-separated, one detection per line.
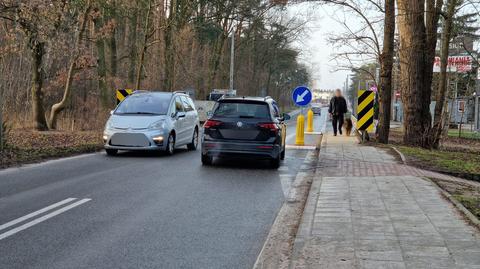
204 119 223 129
257 122 279 134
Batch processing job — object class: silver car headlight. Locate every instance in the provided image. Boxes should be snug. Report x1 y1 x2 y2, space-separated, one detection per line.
149 120 165 130
105 120 114 131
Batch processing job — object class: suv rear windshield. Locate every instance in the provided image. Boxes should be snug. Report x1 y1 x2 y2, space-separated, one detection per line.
213 101 271 119
115 93 171 115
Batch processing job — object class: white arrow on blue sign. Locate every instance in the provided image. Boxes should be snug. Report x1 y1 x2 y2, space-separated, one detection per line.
292 86 312 106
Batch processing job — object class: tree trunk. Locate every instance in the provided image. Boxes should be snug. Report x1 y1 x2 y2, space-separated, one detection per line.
128 6 138 85
163 0 176 92
377 0 395 144
163 26 175 91
135 0 152 90
49 1 92 129
94 15 108 107
397 0 442 147
430 0 457 148
28 35 48 131
207 35 227 91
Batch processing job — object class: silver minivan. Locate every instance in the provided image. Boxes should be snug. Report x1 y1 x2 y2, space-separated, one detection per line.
103 91 200 156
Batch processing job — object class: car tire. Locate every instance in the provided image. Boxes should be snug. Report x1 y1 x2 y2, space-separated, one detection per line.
105 149 118 156
201 154 213 166
187 128 198 151
166 133 175 155
270 154 281 169
280 148 286 160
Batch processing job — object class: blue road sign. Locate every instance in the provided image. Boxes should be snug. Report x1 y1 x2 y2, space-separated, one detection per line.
292 86 312 106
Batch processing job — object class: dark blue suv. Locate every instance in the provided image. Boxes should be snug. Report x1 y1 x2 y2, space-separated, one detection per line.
201 96 290 168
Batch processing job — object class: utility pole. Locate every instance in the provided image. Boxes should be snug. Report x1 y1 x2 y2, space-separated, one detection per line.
229 30 235 90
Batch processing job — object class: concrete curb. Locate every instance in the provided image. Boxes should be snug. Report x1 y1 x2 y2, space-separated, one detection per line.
427 177 480 231
390 146 407 165
252 136 322 269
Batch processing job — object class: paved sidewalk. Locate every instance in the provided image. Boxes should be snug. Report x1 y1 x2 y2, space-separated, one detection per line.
290 134 480 269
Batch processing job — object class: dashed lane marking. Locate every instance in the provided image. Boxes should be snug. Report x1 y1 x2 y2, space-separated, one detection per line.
0 198 91 241
0 198 76 232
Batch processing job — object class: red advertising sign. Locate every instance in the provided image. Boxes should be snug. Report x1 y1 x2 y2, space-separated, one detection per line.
433 56 473 73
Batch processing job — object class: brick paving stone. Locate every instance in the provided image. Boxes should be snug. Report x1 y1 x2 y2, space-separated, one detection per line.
290 134 480 269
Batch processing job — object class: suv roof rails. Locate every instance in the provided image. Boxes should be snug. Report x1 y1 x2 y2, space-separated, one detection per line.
173 91 188 95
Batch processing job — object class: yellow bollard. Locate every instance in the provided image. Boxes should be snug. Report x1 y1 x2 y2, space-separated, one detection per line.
307 109 314 133
295 114 305 146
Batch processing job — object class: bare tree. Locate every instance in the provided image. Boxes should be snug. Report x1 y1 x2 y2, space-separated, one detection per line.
48 0 93 129
396 0 443 147
377 0 395 143
430 0 459 148
319 0 396 143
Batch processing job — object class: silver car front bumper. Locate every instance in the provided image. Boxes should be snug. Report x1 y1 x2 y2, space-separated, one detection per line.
104 129 169 151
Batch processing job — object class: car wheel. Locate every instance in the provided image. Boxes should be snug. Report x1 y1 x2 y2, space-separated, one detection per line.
166 134 175 155
187 128 199 151
280 148 286 160
201 154 213 166
270 154 281 169
105 149 118 156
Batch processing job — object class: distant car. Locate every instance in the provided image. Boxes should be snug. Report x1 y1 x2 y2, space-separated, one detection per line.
103 91 200 156
311 104 322 115
201 96 290 168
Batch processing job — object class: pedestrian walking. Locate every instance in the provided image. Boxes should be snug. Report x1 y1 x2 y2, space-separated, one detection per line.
328 89 348 136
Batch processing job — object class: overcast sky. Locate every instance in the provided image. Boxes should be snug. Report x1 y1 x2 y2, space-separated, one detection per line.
286 2 480 91
287 2 351 91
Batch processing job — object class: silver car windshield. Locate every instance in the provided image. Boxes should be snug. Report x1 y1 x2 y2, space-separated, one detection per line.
115 94 171 115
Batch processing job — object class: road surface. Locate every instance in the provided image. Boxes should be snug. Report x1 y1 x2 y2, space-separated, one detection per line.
0 109 327 269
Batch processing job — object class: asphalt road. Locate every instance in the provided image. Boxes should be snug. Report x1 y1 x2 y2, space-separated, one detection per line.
0 109 327 269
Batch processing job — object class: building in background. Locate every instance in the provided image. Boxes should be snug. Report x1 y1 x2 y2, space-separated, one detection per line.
312 89 334 104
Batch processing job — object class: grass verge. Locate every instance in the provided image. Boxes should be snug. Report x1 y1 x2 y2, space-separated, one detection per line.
0 130 103 169
396 145 480 175
433 179 480 220
448 129 480 140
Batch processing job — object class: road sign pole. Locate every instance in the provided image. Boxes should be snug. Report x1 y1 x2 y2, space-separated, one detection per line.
292 86 312 146
475 77 479 131
475 96 479 131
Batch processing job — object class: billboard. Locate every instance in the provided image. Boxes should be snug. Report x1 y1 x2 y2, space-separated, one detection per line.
433 55 473 73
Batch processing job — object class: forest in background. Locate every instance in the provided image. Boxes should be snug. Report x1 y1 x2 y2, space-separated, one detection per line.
0 0 309 131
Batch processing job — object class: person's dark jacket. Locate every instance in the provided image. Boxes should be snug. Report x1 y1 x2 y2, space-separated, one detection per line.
328 96 348 115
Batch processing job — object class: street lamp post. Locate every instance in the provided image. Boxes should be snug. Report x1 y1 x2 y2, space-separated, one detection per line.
229 31 235 90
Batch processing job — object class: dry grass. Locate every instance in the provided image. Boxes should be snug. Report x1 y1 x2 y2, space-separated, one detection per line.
433 179 480 220
0 129 103 169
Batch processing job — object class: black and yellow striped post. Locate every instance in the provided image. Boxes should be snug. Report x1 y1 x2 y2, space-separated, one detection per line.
116 89 134 105
356 90 375 141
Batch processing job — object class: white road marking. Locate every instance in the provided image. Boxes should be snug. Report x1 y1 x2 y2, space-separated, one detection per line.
0 198 77 232
0 198 91 241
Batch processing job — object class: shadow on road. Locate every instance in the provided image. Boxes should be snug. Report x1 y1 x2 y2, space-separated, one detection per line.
105 148 191 158
206 157 279 170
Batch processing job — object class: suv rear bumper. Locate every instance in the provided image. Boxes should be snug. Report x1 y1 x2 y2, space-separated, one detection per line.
201 140 281 159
